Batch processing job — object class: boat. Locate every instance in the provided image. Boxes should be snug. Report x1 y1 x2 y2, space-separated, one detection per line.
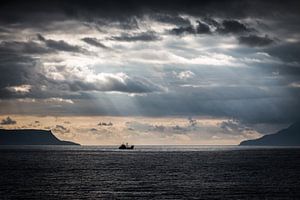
119 143 134 150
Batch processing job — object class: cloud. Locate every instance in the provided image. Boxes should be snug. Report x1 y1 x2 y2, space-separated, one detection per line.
1 0 299 29
129 85 300 123
62 72 164 94
0 116 16 125
188 117 197 127
220 119 260 137
0 0 300 127
81 37 109 49
98 122 113 126
239 35 274 47
196 21 211 34
170 25 196 35
170 21 211 35
220 119 246 133
52 125 70 134
202 17 220 27
110 31 160 42
0 40 52 54
126 117 198 134
175 71 195 80
0 52 165 102
126 121 164 132
170 19 252 36
217 20 250 34
0 51 164 100
37 34 83 52
289 82 300 88
5 85 32 94
0 47 46 99
152 14 191 26
123 117 257 144
266 42 300 62
44 98 74 104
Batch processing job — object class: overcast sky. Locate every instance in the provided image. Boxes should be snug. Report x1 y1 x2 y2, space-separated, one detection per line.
0 0 299 144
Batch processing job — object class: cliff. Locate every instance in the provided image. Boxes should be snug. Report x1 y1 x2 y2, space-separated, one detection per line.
0 129 79 145
239 122 300 146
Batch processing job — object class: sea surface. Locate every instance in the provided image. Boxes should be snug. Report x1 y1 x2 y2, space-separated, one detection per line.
0 145 300 199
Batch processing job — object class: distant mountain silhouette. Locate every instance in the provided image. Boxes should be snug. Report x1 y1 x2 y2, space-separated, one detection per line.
0 129 79 145
240 122 300 146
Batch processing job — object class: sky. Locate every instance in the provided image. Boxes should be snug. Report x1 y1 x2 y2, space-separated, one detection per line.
0 0 300 145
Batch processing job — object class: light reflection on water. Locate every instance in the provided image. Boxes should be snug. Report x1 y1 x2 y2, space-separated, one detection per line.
0 146 300 199
0 145 299 151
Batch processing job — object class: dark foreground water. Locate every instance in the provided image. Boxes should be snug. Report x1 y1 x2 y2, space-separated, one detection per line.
0 146 300 199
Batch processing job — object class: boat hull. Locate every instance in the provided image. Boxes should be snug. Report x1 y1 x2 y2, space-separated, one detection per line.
119 145 134 149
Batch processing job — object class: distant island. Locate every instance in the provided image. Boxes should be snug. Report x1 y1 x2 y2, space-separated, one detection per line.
0 129 80 145
240 122 300 146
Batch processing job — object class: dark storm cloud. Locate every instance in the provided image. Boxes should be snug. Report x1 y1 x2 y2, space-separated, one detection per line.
44 41 82 53
196 21 211 34
238 35 274 47
170 21 211 35
37 34 83 52
81 37 109 49
170 25 195 35
151 14 191 26
1 0 300 26
217 20 250 34
19 81 297 124
0 42 71 100
0 1 299 45
170 19 253 36
65 75 163 93
0 51 41 95
110 31 160 42
0 40 52 54
266 42 300 63
0 0 300 127
0 116 17 125
128 86 300 124
202 17 220 27
0 27 10 33
0 63 163 100
0 40 163 100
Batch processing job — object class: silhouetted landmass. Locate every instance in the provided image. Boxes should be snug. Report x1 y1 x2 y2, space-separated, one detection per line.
0 129 79 145
240 122 300 146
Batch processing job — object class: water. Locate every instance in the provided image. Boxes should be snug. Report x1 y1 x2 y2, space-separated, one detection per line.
0 146 300 199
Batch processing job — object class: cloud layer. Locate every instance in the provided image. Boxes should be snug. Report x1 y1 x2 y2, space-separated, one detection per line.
0 0 300 130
